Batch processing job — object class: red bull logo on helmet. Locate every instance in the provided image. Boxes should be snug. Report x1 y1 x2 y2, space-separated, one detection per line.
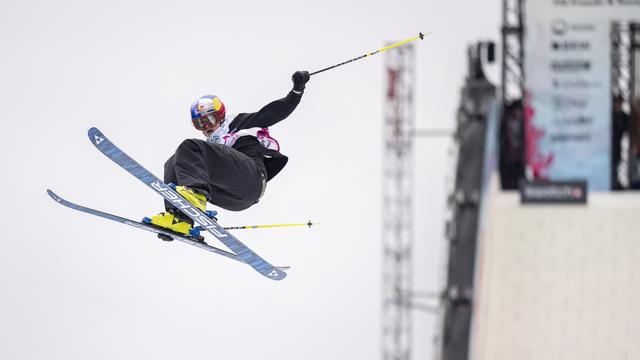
191 95 226 121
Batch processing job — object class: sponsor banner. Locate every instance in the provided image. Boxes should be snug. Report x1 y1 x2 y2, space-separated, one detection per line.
520 180 588 204
524 0 640 191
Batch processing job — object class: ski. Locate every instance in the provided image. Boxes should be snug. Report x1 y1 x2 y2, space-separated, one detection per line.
47 189 266 265
87 127 287 280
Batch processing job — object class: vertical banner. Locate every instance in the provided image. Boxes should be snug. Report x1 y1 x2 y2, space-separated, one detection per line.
524 0 640 191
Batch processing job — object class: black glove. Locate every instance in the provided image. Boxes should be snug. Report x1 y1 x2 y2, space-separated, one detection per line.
292 71 310 92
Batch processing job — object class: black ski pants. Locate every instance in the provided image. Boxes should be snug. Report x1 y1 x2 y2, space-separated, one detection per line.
164 139 265 211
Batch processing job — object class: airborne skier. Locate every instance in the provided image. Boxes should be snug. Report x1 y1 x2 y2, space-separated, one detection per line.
147 71 311 235
47 33 425 279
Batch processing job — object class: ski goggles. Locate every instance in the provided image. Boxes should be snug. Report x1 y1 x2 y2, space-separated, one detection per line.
192 114 220 130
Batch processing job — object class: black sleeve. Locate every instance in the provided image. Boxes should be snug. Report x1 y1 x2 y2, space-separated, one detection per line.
229 91 302 131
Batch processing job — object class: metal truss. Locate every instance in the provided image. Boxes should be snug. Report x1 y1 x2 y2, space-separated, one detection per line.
382 44 415 360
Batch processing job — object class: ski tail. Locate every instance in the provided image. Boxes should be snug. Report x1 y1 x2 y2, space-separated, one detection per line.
48 189 237 261
47 189 291 271
87 127 287 280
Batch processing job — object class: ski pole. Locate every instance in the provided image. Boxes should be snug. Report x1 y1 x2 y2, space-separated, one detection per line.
223 221 319 230
310 32 428 76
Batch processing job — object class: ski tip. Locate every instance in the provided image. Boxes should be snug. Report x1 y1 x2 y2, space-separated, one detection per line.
46 189 62 203
265 267 288 280
88 127 107 146
88 127 105 137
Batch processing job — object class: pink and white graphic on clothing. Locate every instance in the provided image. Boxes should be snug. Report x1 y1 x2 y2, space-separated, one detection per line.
206 114 280 151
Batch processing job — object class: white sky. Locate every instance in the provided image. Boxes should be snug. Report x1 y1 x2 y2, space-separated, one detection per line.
1 1 501 359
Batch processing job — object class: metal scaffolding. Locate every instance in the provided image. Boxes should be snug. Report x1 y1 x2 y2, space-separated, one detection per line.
635 24 640 100
501 0 524 109
611 22 640 189
612 22 634 111
382 44 415 360
612 22 640 108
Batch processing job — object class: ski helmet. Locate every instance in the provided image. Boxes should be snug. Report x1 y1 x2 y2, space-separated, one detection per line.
190 95 226 130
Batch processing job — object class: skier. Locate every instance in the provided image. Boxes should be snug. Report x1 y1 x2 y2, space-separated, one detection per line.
148 71 310 235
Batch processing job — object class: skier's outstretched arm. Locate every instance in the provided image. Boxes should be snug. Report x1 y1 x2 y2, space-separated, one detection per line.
230 71 310 130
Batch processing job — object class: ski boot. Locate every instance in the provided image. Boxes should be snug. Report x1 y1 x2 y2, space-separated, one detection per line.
142 185 213 241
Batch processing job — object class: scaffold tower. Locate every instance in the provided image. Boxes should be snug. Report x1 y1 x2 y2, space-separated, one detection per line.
382 44 415 360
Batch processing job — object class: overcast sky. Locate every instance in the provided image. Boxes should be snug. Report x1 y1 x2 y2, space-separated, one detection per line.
1 1 501 359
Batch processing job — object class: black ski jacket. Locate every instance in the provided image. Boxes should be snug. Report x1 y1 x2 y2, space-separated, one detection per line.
227 90 303 181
